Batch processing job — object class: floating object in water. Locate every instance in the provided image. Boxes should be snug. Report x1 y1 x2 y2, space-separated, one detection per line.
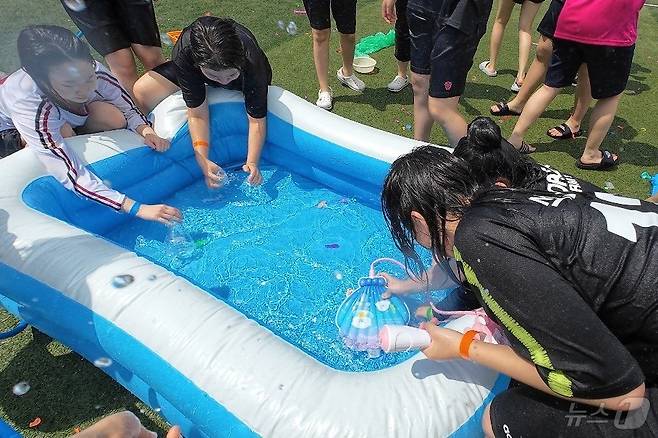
339 197 350 204
63 0 87 12
334 271 343 280
316 200 328 208
325 243 340 249
111 274 134 289
286 21 298 36
12 381 30 396
93 357 113 368
167 224 196 259
335 259 411 352
216 167 227 188
194 238 209 248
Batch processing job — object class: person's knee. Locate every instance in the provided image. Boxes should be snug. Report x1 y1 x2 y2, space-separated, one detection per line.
410 74 429 92
428 98 458 124
535 37 552 63
139 49 165 70
339 32 356 43
482 403 496 438
312 29 331 44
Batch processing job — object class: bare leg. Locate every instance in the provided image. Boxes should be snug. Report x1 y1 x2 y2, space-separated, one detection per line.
397 60 410 78
410 73 433 141
78 101 128 134
339 33 356 77
548 63 593 137
311 28 331 92
72 411 159 438
482 404 495 438
428 95 467 146
579 94 621 165
104 48 140 97
133 71 181 113
493 35 552 114
131 43 166 70
486 0 515 74
508 85 561 149
517 1 541 85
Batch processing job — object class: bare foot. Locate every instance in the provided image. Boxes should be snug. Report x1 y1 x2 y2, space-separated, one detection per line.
548 119 581 138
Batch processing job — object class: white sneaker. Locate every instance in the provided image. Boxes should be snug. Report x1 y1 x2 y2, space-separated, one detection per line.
387 75 409 92
478 60 497 77
316 88 333 110
510 81 521 93
337 68 365 92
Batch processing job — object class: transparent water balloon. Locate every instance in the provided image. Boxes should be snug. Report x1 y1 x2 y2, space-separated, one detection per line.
603 181 615 191
160 32 173 47
93 357 113 368
216 166 227 188
277 20 285 30
63 0 87 12
12 381 30 396
286 21 298 36
111 274 134 288
166 223 196 259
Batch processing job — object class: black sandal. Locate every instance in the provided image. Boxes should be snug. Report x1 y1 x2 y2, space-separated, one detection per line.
517 141 536 154
490 102 521 117
576 150 620 171
547 123 583 140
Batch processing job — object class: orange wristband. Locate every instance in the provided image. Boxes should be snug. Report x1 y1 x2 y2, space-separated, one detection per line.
459 330 479 360
193 140 209 149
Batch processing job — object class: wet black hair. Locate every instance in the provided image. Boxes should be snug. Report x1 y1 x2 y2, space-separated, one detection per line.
17 25 94 100
189 16 246 71
381 145 479 274
454 116 544 188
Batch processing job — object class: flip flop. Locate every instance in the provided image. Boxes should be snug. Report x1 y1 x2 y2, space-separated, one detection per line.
575 150 620 170
490 102 521 117
516 141 536 154
479 60 497 77
547 123 583 140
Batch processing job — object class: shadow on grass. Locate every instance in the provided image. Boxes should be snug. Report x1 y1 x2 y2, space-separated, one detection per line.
332 85 413 110
0 329 165 435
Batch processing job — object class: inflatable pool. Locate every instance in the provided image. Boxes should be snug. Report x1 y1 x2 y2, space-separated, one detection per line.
0 86 508 437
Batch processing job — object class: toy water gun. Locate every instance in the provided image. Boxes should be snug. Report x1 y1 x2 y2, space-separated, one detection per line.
641 172 658 196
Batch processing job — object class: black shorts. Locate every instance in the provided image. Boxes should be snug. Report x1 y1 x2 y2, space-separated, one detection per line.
394 0 411 63
537 0 564 39
301 0 357 34
0 129 22 158
61 0 161 56
514 0 544 4
407 7 485 98
490 386 658 438
545 39 635 99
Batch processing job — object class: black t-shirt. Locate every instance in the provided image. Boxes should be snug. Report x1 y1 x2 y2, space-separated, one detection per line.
407 0 493 36
172 18 272 118
535 164 601 194
454 189 658 399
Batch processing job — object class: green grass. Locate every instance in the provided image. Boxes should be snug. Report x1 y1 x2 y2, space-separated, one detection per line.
1 0 657 436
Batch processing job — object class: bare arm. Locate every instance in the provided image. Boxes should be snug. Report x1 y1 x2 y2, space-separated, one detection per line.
242 115 266 185
187 99 222 188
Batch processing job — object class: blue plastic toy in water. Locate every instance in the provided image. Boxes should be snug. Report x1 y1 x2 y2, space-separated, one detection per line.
641 172 658 196
335 258 410 356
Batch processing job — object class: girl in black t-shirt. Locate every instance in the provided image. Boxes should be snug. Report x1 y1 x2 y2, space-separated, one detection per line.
381 146 658 437
134 17 272 188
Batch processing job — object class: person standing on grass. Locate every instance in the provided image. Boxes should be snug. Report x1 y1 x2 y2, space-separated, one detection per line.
133 16 271 188
405 0 493 146
478 0 544 93
507 0 645 169
60 0 166 98
302 0 366 111
488 0 593 144
381 0 411 93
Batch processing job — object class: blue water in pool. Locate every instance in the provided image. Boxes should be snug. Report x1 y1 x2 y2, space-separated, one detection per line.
106 164 452 371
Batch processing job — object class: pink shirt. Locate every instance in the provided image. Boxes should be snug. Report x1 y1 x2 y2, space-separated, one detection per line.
554 0 645 47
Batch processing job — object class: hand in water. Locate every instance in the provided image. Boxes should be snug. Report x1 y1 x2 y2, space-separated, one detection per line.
379 272 413 298
242 162 263 186
143 133 170 152
202 159 224 189
420 320 462 361
137 204 182 225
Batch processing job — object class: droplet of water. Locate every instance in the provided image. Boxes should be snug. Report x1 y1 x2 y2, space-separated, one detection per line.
277 20 285 30
93 357 113 368
102 179 112 189
94 404 101 410
63 0 87 12
286 21 298 36
31 297 39 303
147 274 157 281
278 384 285 390
405 124 412 131
111 274 134 288
154 407 161 413
604 181 615 191
334 271 343 280
12 381 30 396
216 167 227 188
366 348 381 359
